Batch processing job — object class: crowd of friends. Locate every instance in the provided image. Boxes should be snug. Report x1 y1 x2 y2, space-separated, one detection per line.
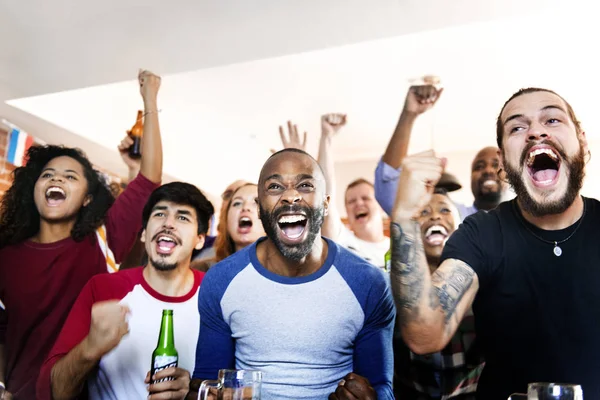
0 69 594 400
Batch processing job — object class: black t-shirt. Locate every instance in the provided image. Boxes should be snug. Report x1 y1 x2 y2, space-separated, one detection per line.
441 197 600 400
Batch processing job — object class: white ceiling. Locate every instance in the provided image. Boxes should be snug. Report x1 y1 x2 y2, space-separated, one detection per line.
2 0 598 206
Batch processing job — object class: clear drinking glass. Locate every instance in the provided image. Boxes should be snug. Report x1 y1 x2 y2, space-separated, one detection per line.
199 369 262 400
508 382 583 399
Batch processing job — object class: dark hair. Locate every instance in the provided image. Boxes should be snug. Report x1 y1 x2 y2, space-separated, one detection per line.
215 183 257 262
142 182 214 235
433 187 449 196
260 148 324 185
0 145 115 248
496 88 582 150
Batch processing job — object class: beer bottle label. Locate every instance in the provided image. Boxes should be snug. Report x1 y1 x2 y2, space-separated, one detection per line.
152 355 178 383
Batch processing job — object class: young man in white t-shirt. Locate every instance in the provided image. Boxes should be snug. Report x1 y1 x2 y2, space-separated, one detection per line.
36 182 214 400
318 114 389 270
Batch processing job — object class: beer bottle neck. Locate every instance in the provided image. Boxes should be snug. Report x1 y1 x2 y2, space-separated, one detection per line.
157 313 175 350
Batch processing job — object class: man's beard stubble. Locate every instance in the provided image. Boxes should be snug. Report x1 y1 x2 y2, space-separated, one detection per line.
503 143 585 217
150 257 178 271
259 203 325 262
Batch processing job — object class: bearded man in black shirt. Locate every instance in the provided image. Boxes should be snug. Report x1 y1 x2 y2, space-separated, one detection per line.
389 87 597 400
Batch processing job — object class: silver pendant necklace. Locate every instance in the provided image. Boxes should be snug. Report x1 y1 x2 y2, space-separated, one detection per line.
514 198 585 257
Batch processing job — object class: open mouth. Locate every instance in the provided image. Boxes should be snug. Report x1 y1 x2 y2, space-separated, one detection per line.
238 216 253 234
480 178 499 190
45 186 66 206
155 234 179 256
526 147 561 187
277 214 308 242
424 224 448 246
355 211 369 222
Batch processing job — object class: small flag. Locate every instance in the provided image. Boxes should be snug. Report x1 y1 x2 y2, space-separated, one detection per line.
6 128 34 167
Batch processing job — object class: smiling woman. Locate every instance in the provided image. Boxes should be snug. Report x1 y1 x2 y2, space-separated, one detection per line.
0 69 163 399
0 146 114 246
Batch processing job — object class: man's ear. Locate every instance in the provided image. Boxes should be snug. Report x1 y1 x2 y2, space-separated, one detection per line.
194 234 206 251
140 229 146 243
323 194 331 217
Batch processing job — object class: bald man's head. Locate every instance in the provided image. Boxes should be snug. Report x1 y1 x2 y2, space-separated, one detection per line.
257 148 329 261
470 146 503 209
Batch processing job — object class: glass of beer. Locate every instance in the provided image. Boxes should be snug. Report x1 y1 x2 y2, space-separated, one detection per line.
199 369 262 400
508 382 583 399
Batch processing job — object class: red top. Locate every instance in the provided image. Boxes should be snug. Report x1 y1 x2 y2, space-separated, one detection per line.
36 267 204 400
0 173 159 399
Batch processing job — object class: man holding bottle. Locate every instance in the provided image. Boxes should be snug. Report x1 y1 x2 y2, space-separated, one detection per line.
36 182 214 400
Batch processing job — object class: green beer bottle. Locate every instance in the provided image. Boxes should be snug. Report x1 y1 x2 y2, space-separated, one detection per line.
151 310 178 384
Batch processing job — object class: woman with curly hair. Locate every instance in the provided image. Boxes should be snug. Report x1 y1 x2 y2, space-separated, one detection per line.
0 70 163 400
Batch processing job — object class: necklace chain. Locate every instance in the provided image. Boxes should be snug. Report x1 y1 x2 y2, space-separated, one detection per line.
513 198 586 257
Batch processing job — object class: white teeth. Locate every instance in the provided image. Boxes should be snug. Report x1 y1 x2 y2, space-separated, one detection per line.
46 187 65 196
425 225 448 237
278 215 306 224
240 217 251 223
483 180 497 187
527 148 559 166
159 246 172 252
158 236 175 243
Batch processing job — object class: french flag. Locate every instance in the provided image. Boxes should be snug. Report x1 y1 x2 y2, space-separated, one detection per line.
6 128 34 167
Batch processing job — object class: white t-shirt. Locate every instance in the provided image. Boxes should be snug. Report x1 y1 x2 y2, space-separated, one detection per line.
40 267 202 400
336 225 389 270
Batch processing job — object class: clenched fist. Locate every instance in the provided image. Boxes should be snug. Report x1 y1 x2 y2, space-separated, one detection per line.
84 301 130 360
138 69 161 106
328 373 376 400
321 113 347 138
403 83 443 117
392 150 446 222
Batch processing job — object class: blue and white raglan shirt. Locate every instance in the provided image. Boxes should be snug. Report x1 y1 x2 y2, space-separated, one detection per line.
193 237 395 400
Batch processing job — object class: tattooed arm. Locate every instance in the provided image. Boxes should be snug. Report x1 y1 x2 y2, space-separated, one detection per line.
390 219 479 353
390 152 479 354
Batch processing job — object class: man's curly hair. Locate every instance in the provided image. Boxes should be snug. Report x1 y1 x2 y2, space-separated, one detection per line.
0 145 115 248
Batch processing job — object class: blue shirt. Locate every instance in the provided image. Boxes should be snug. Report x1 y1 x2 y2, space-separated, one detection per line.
193 237 395 400
374 159 477 220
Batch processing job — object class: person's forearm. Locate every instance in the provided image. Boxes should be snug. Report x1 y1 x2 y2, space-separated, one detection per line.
389 219 444 352
317 134 336 197
318 133 342 239
127 166 140 183
139 99 163 183
382 111 418 169
51 337 100 400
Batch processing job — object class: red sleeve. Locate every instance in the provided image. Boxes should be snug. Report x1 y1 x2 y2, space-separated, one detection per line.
36 279 96 400
105 173 159 263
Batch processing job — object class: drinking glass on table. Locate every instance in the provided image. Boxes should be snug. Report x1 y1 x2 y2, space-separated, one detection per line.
508 382 583 399
198 369 262 400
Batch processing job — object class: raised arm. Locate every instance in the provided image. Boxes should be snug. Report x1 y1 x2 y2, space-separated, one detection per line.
390 151 478 354
138 70 163 183
375 83 443 215
382 82 443 169
317 114 347 240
